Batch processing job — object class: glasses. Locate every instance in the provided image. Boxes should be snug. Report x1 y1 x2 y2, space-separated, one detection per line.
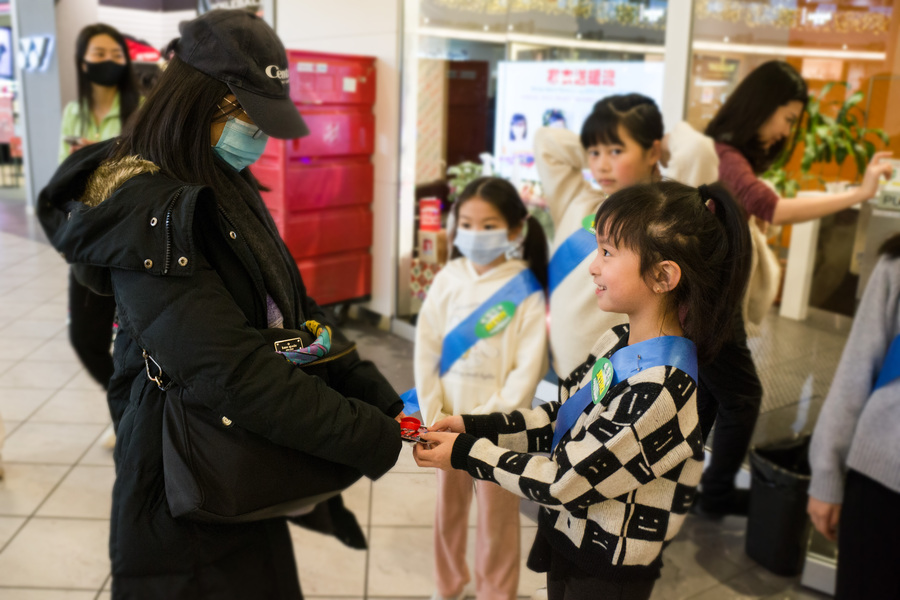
217 97 264 139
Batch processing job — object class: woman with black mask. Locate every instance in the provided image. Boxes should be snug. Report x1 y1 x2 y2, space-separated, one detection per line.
58 24 140 433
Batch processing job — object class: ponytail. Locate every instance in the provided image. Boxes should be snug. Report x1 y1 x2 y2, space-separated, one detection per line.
692 184 752 360
521 213 549 290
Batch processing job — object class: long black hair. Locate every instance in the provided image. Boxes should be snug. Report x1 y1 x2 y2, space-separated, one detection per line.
705 61 808 174
580 93 663 150
452 177 549 289
594 180 751 364
879 233 900 258
74 24 140 133
112 55 251 198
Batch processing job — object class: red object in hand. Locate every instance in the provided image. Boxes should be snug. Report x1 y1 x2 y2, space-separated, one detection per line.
400 417 426 442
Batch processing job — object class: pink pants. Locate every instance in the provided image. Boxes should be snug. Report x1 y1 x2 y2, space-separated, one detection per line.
434 468 521 600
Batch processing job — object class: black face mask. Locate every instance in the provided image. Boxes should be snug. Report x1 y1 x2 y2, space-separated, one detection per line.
84 60 126 87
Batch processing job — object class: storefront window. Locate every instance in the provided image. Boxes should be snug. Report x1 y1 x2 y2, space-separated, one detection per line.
685 0 899 326
398 0 671 319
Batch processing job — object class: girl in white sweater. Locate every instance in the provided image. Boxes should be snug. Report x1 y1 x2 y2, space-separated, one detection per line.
415 177 549 600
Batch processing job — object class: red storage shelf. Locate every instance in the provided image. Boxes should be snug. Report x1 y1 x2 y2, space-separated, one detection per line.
253 157 373 214
260 50 376 305
261 105 374 160
275 206 373 260
287 50 376 106
296 252 371 306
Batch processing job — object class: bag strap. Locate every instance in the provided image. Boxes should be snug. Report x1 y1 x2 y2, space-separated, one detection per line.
551 336 697 452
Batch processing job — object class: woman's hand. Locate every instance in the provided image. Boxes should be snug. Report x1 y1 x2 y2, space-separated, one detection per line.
807 496 841 541
429 415 465 433
413 431 459 471
394 411 407 423
857 151 894 200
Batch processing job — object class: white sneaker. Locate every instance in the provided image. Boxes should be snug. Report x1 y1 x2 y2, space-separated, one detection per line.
531 588 548 600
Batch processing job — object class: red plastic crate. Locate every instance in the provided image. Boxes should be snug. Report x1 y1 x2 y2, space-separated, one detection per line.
252 157 373 214
275 206 373 260
296 252 371 306
261 105 374 159
287 50 376 106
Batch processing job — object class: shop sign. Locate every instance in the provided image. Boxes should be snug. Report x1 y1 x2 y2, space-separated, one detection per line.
18 35 55 73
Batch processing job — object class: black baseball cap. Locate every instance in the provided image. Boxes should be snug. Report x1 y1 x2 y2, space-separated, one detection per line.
173 9 308 140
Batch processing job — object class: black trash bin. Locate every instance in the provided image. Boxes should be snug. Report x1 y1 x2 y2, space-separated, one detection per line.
745 435 812 576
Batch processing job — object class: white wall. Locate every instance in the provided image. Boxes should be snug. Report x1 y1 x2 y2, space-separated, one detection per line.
276 0 403 319
55 0 98 108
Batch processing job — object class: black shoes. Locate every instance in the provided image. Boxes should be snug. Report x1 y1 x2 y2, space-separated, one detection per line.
691 489 750 518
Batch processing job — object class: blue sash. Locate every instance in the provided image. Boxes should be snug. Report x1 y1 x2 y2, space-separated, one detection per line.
548 227 596 295
874 333 900 392
551 335 698 452
403 268 543 415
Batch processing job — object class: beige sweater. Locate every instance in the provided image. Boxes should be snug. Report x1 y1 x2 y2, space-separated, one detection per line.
534 127 626 379
414 258 549 427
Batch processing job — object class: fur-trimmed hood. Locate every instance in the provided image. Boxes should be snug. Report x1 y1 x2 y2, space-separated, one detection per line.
81 155 160 207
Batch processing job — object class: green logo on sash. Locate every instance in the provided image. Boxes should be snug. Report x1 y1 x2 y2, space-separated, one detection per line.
582 215 597 235
591 358 614 404
475 301 516 339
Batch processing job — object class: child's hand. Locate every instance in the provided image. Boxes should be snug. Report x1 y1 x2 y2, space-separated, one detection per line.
429 415 465 433
413 431 458 471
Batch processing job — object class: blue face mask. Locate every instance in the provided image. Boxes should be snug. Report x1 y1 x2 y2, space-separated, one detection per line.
213 117 269 171
454 228 511 265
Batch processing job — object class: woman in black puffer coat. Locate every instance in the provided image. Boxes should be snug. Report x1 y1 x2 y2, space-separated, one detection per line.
38 10 402 599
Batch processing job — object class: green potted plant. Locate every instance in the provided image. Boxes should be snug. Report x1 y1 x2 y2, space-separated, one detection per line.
763 81 889 197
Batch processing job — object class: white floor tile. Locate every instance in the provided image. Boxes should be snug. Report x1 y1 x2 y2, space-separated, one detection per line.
0 515 25 547
77 425 116 468
0 319 67 340
390 443 422 473
25 339 81 364
2 422 107 464
0 389 55 421
62 371 105 392
0 361 83 389
367 525 434 597
342 477 371 527
0 359 15 376
290 526 367 597
21 302 67 322
30 389 111 425
0 301 34 319
36 465 115 519
0 517 109 589
0 464 69 516
0 590 98 600
370 471 438 527
0 337 44 361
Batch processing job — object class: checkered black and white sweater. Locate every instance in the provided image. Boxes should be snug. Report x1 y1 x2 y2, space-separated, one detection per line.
450 324 705 581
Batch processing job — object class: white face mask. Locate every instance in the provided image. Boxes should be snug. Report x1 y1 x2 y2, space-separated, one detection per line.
454 228 511 265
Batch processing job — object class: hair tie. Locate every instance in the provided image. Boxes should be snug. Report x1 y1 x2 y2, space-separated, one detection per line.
697 184 713 210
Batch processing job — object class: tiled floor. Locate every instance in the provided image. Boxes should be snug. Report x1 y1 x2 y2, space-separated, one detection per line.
0 198 837 599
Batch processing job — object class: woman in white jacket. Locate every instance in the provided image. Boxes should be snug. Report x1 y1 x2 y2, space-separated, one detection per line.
415 177 549 600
